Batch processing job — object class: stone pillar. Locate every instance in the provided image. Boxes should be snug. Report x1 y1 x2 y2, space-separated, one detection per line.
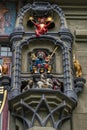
59 28 77 101
10 41 21 98
62 47 77 101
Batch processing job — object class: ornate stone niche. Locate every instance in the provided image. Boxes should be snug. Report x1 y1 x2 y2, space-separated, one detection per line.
23 9 61 32
21 40 63 74
9 2 86 130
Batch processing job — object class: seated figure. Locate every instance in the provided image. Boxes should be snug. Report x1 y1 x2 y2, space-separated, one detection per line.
30 51 52 74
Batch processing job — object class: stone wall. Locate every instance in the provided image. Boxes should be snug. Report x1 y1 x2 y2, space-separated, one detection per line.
63 5 87 130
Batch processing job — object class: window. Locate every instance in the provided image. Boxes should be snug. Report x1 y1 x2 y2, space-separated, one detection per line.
0 46 12 76
0 47 12 57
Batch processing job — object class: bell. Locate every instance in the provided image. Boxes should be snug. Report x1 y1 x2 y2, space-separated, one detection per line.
46 17 53 22
46 17 55 29
29 16 34 21
27 16 34 27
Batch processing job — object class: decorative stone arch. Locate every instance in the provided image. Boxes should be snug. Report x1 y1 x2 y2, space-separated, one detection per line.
17 2 67 30
11 35 77 101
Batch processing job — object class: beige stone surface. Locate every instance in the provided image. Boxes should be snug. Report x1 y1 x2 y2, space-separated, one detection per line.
75 30 87 37
73 51 87 75
74 43 87 51
28 126 56 130
70 11 87 129
74 93 87 113
67 20 87 33
61 120 71 130
72 24 87 129
73 114 87 130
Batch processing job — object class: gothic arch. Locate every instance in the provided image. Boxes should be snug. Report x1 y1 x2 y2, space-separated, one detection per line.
17 2 67 30
11 35 76 101
20 35 65 49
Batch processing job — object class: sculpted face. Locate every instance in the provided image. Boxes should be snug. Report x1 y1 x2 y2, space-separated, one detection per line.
38 18 46 24
37 51 46 59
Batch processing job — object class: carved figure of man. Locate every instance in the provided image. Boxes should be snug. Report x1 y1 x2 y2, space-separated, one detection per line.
30 51 52 73
37 74 53 89
73 57 82 77
30 51 45 73
2 63 8 75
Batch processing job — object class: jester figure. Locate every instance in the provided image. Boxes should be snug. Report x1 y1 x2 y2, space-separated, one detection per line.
29 17 51 37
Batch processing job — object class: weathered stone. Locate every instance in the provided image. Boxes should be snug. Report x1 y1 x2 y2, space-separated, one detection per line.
74 93 87 113
75 30 87 38
28 127 56 130
75 43 87 51
73 114 87 130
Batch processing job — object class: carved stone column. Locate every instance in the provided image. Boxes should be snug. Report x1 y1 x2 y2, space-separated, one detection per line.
10 29 24 98
59 28 77 101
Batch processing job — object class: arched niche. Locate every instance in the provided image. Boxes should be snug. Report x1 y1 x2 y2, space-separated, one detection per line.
16 2 67 31
23 10 34 32
21 39 63 74
23 10 61 32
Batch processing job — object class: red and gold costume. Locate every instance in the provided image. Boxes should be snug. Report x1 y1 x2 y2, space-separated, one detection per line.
32 18 50 37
